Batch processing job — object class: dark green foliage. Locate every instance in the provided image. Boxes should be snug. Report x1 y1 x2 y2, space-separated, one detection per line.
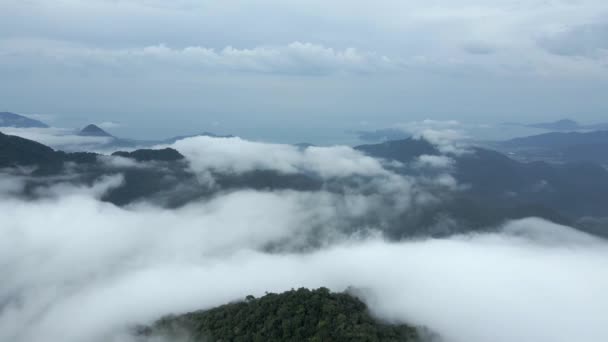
357 138 608 222
0 132 101 174
138 288 421 342
112 148 185 162
355 138 438 163
0 131 57 166
0 131 67 174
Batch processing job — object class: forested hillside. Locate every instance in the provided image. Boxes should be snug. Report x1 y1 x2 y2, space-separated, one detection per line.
137 288 424 342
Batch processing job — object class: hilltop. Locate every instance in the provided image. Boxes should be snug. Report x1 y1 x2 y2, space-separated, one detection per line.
137 288 424 342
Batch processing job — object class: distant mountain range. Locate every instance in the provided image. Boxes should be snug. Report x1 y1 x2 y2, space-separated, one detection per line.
492 130 608 165
355 138 608 236
2 111 608 237
0 112 232 150
2 129 607 237
502 130 608 148
504 118 608 131
0 112 49 128
75 124 234 149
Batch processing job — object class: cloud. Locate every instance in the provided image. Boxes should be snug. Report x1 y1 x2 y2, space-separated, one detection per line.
168 135 465 211
462 41 495 55
537 19 608 58
34 174 125 199
2 0 608 82
0 40 395 75
165 135 460 213
0 133 606 342
171 136 394 178
97 155 153 169
418 128 470 155
0 170 27 196
1 178 606 342
98 121 123 129
396 120 471 155
2 0 608 136
414 155 455 170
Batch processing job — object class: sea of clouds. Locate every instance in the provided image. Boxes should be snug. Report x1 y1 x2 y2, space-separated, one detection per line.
0 135 606 342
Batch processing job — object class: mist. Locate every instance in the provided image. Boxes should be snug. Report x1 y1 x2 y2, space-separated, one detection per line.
1 154 607 342
3 1 608 340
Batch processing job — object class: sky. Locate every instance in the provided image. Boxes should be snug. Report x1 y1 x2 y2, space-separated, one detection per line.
1 0 607 142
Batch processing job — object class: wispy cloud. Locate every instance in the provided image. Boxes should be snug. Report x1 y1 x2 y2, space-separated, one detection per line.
0 40 395 75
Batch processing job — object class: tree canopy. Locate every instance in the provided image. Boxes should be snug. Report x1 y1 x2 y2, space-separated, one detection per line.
137 287 423 342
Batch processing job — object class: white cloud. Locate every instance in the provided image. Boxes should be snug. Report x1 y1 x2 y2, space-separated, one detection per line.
168 135 462 209
0 179 606 342
34 174 124 199
418 128 470 155
0 132 605 342
396 120 472 155
1 0 607 80
171 136 394 178
415 155 455 170
2 0 608 134
537 18 608 58
0 40 395 75
97 155 151 169
167 135 455 210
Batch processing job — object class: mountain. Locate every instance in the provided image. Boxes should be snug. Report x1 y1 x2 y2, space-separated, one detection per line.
504 118 608 132
72 128 233 150
355 138 438 163
356 138 608 235
502 130 608 149
495 131 608 165
136 288 424 342
0 131 98 173
354 128 410 142
0 112 49 128
0 131 58 167
112 148 185 162
0 131 319 207
587 122 608 130
78 124 114 137
0 113 232 151
2 132 608 237
527 119 580 131
74 124 146 149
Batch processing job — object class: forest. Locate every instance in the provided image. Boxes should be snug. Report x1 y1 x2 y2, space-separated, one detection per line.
137 288 424 342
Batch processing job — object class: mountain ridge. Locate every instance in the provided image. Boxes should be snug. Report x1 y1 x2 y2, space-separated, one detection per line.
0 112 49 128
2 132 608 237
505 118 608 131
494 130 608 165
78 124 114 137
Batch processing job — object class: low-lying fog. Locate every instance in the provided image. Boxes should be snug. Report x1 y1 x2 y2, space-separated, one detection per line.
1 136 606 342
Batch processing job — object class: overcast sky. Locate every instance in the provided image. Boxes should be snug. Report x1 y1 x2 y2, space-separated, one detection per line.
1 0 607 142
